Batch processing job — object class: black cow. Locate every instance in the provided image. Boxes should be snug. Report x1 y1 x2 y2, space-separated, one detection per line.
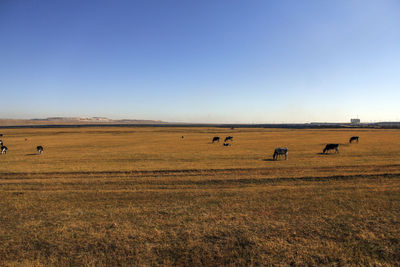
223 143 231 146
224 136 233 142
212 136 220 143
1 146 7 154
349 136 359 143
273 147 288 160
323 144 339 154
37 146 44 154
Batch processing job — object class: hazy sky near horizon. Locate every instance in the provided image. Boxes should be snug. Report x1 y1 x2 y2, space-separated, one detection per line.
1 0 400 123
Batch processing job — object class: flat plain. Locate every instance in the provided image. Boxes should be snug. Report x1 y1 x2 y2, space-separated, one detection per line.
0 127 399 266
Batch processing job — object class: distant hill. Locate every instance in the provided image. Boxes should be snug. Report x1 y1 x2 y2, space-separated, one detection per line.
0 117 166 126
1 118 399 129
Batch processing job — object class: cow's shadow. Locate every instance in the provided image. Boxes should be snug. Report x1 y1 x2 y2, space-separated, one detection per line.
262 158 276 161
25 153 39 156
317 152 338 155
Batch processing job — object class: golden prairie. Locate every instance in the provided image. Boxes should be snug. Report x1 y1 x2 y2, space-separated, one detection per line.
0 127 399 266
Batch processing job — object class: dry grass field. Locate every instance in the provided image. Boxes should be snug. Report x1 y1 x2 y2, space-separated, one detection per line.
0 127 399 266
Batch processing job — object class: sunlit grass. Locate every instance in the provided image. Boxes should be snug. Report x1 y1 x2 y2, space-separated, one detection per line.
0 127 399 265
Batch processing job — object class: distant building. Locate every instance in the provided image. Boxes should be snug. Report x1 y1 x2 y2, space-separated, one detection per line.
351 118 360 124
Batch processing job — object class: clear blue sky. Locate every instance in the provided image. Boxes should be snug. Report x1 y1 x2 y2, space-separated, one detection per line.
1 0 399 123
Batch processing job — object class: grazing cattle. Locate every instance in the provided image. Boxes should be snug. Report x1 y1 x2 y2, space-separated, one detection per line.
1 146 7 154
273 147 288 160
223 143 231 146
37 146 44 154
349 136 359 143
224 136 233 142
181 136 184 139
323 144 339 154
212 136 220 143
0 134 3 137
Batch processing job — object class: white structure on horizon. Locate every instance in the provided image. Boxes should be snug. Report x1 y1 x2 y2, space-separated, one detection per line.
351 118 360 124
